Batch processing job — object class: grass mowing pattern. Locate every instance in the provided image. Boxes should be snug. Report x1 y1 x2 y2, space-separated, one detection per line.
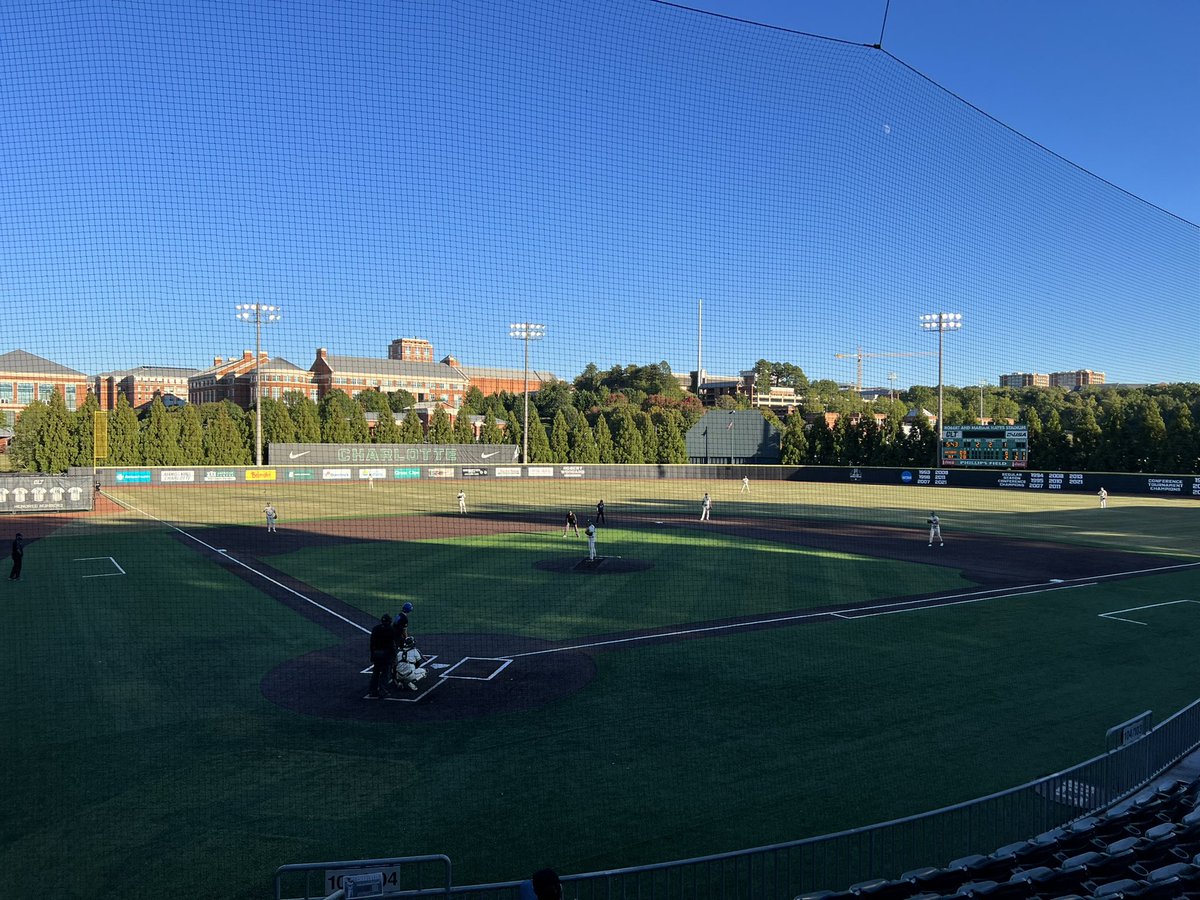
3 483 1198 897
109 478 1200 558
267 528 974 637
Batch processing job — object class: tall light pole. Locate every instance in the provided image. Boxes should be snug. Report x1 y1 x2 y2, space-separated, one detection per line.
887 371 897 402
978 378 990 421
919 312 962 464
236 303 282 466
509 322 545 464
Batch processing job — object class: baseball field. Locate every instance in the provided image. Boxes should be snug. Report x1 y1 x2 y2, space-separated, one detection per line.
3 475 1200 899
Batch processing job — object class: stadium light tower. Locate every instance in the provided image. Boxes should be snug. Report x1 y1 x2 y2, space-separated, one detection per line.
236 303 282 466
918 312 962 463
509 322 546 464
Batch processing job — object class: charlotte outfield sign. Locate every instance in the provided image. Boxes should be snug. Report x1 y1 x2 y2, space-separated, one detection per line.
269 443 519 467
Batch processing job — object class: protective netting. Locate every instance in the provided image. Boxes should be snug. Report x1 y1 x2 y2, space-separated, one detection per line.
2 0 1195 387
2 2 1198 897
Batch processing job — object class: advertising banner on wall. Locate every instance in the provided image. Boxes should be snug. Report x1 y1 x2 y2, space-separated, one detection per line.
0 475 93 513
78 464 1200 498
269 443 519 467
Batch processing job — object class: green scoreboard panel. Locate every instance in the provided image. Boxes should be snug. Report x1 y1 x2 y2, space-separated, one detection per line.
941 425 1029 469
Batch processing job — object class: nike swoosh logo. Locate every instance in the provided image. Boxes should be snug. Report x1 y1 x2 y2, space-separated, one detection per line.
480 451 499 459
288 451 311 459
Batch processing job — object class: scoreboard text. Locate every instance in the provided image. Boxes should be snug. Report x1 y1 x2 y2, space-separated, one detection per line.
941 425 1029 469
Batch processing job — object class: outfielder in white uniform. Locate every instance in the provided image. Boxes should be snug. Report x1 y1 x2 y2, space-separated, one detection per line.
457 490 466 515
927 512 943 547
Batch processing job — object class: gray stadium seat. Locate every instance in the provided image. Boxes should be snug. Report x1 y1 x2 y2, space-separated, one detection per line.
1087 877 1147 897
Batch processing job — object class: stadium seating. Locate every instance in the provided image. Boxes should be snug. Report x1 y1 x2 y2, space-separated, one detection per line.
795 777 1200 900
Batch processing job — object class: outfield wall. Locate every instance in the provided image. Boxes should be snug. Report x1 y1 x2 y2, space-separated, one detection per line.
75 464 1200 498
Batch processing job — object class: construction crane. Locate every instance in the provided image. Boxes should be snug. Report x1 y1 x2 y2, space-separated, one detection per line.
834 346 937 391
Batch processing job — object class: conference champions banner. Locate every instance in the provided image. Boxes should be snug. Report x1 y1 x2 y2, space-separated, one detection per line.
268 443 521 467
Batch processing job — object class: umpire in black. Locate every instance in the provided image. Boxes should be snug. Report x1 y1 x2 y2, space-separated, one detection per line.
369 614 395 699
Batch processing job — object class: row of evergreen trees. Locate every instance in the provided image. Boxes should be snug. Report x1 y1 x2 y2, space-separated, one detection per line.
10 377 1200 474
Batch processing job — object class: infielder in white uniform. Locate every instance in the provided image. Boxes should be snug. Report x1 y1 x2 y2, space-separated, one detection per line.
263 503 278 533
1097 487 1108 509
700 492 712 521
927 511 943 547
740 476 750 494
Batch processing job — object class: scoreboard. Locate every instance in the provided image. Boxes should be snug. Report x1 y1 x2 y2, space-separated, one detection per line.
941 425 1029 469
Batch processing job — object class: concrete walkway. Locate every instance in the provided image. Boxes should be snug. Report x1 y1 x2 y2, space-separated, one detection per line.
1164 747 1200 784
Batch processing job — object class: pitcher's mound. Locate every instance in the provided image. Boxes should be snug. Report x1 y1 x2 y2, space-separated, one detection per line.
533 556 654 574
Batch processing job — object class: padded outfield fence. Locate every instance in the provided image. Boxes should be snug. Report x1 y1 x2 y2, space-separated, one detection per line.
80 462 1200 499
278 697 1200 900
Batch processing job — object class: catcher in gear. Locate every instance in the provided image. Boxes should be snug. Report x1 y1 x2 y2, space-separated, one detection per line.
394 636 428 692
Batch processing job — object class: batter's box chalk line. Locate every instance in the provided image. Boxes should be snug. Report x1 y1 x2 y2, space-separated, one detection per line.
440 657 512 681
73 556 126 578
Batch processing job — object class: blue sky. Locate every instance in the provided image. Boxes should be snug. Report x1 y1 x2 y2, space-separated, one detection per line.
2 0 1196 389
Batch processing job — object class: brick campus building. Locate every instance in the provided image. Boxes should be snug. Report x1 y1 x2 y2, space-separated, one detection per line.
94 365 200 410
0 337 552 447
189 351 316 406
0 350 92 447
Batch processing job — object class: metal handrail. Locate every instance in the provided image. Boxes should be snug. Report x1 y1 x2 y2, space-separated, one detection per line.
279 697 1200 900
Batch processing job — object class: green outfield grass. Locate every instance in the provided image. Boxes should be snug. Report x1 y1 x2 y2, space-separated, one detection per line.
3 479 1199 899
107 476 1200 558
272 528 972 636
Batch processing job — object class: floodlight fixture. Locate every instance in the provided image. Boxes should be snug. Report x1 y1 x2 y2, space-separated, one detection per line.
236 303 283 466
918 311 963 464
509 322 547 464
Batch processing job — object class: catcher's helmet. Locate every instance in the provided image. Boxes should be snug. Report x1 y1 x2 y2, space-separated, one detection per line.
403 636 416 650
402 602 414 613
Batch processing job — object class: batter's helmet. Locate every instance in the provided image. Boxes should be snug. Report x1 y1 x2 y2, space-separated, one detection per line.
402 602 414 613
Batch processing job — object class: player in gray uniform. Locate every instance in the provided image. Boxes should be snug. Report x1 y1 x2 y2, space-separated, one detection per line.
927 512 944 547
586 520 597 560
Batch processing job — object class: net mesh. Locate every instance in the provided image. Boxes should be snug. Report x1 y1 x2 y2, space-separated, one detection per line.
1 1 1197 896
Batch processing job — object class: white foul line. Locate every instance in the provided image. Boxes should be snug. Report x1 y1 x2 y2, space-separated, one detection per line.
105 493 370 634
502 582 1100 657
834 583 1095 620
1098 599 1200 626
502 560 1200 658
